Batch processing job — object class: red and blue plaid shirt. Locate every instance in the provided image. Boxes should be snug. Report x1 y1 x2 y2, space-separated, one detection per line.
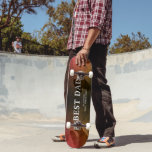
67 0 112 50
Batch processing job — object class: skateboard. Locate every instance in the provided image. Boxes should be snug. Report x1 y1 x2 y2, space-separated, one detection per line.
65 56 93 148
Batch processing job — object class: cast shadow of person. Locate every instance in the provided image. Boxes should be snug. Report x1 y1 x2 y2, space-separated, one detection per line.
82 134 152 149
115 134 152 147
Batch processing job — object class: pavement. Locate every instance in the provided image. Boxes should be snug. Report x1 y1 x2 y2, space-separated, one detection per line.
0 120 152 152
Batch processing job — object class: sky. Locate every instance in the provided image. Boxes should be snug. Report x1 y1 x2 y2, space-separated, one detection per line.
21 0 152 45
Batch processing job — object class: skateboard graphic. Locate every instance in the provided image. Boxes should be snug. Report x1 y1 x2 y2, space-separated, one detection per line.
65 56 93 148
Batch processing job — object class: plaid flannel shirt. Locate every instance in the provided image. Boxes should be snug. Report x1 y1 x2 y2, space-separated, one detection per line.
67 0 112 50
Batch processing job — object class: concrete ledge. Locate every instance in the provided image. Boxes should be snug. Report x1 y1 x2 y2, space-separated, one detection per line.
1 49 152 122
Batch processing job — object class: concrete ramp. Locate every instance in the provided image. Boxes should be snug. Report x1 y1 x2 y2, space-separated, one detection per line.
107 49 152 108
0 52 67 120
1 49 152 122
107 49 152 122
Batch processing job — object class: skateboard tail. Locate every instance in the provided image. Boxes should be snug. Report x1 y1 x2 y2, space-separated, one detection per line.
65 128 89 148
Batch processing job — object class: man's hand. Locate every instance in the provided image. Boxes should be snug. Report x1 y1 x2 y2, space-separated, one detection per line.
75 27 100 66
76 48 89 66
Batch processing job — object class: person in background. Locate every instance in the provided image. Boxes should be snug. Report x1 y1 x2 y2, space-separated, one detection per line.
12 36 22 53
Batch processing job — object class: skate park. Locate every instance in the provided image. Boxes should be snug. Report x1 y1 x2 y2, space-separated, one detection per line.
0 49 152 152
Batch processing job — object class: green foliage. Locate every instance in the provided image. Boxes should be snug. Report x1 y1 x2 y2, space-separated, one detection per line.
0 0 54 29
110 32 151 54
40 0 75 55
1 17 53 55
21 32 53 55
1 17 23 51
0 0 54 50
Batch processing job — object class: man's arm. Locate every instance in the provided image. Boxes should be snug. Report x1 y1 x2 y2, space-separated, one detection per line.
13 41 17 52
76 0 110 66
76 27 100 66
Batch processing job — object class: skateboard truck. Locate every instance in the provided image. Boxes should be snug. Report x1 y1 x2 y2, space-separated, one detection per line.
70 69 93 80
66 121 91 130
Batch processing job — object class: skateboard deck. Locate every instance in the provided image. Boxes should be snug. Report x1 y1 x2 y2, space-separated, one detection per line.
65 56 93 148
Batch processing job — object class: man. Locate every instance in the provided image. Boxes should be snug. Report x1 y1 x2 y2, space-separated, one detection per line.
53 0 116 147
12 36 22 53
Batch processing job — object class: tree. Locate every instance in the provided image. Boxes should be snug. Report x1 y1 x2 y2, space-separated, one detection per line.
110 32 151 54
1 16 23 51
40 0 75 55
1 18 53 54
21 32 53 55
0 0 54 49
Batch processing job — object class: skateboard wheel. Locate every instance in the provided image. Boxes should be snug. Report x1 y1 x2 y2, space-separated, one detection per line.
86 123 91 130
70 69 74 76
89 71 93 78
66 122 71 129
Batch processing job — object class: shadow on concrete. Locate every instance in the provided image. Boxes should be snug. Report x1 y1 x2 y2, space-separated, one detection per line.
82 134 152 149
87 139 98 142
115 134 152 147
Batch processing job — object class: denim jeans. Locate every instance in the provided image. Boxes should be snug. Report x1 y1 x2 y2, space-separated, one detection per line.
64 44 116 137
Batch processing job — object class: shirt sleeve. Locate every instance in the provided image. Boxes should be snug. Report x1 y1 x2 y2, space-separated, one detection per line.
89 0 109 30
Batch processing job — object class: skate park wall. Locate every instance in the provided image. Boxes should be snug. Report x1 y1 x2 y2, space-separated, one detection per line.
0 49 152 122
